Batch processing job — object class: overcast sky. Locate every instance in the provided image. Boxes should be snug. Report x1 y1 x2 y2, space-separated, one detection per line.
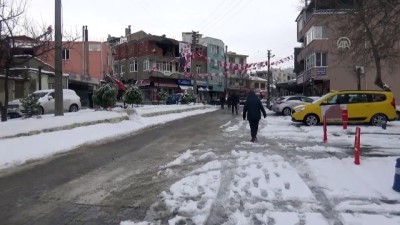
28 0 302 68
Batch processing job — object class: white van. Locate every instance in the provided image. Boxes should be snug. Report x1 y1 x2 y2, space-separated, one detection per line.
7 89 81 118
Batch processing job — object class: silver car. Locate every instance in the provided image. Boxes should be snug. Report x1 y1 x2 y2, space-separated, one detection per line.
7 89 81 117
271 96 314 116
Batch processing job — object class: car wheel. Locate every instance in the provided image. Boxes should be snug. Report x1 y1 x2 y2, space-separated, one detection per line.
370 113 387 126
304 114 319 126
69 104 79 112
282 107 291 116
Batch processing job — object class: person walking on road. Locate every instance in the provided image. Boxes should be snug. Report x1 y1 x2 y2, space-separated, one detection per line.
227 94 232 109
243 90 267 142
220 94 226 109
230 92 239 115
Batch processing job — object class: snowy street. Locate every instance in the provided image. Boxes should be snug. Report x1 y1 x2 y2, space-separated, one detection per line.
0 106 399 225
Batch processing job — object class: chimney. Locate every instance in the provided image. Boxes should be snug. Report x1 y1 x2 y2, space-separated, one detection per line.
125 25 131 37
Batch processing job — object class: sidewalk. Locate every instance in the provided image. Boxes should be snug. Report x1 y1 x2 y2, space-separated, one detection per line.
0 104 209 139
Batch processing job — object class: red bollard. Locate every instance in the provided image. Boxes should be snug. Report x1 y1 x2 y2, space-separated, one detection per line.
323 115 327 143
354 127 361 165
342 109 348 129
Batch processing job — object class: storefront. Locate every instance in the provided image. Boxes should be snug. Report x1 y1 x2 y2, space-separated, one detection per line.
136 77 179 103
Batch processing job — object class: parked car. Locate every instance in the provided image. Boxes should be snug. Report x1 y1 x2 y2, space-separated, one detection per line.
292 90 397 126
271 96 314 116
166 93 183 105
7 89 81 118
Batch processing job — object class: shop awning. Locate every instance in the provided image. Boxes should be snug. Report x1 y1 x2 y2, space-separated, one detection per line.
155 82 178 88
136 79 151 87
179 85 192 90
198 87 209 91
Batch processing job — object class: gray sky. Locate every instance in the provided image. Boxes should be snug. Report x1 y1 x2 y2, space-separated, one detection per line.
28 0 301 68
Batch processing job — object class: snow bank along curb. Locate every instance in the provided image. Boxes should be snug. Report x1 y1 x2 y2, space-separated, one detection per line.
0 115 129 140
1 105 211 140
139 105 209 117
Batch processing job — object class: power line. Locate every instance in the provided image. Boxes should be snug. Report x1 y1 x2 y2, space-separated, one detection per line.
200 0 243 33
195 0 229 30
204 0 253 35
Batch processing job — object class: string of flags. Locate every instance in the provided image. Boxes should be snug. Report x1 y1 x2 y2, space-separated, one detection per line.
149 54 294 78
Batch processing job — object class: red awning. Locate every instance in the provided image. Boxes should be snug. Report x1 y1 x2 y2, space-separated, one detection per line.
154 82 178 88
136 79 151 87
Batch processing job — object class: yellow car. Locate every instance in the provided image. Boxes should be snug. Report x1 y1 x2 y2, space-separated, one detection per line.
292 90 397 126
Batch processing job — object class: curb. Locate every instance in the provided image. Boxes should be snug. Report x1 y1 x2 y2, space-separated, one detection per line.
0 115 129 140
140 105 208 117
1 105 212 140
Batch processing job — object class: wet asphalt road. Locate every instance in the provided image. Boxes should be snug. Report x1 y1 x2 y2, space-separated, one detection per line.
0 109 236 225
1 108 394 225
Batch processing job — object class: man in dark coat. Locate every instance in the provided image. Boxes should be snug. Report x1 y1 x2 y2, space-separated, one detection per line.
219 94 226 109
230 92 239 115
243 90 267 142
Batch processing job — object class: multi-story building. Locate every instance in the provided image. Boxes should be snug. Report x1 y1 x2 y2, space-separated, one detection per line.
199 37 225 101
37 26 113 106
0 36 69 104
111 30 209 103
226 51 249 97
294 0 400 100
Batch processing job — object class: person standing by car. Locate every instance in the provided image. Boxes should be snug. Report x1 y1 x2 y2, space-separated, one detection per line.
243 90 267 142
231 92 239 115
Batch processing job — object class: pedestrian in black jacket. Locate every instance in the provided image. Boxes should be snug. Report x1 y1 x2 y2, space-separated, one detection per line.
220 94 226 109
230 93 239 115
243 90 267 142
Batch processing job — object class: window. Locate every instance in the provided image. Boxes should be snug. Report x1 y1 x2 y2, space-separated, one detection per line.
129 61 137 72
305 52 327 70
210 59 218 69
239 58 244 64
211 45 218 54
305 26 328 45
143 60 150 71
196 65 201 74
229 57 235 63
156 61 172 72
120 65 125 75
62 49 70 60
113 65 118 75
315 53 327 67
349 94 368 103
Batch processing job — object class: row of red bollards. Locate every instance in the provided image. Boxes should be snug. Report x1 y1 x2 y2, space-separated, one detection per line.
322 115 360 165
322 114 400 192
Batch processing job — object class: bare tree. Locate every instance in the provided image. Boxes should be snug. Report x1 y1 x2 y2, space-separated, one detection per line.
300 0 400 90
0 0 28 122
0 0 80 121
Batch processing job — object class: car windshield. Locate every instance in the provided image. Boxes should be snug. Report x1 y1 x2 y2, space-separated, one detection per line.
313 93 331 103
32 92 48 98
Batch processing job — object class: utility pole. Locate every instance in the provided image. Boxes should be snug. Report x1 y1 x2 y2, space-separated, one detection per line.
54 0 63 116
267 50 271 109
191 31 198 96
224 45 228 95
356 67 361 90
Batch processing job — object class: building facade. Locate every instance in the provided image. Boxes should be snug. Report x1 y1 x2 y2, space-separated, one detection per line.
295 0 400 100
199 37 226 101
37 40 112 106
0 36 69 104
226 51 249 97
